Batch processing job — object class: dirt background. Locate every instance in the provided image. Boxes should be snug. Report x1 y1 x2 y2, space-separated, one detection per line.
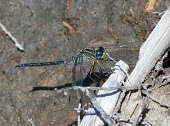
0 0 170 126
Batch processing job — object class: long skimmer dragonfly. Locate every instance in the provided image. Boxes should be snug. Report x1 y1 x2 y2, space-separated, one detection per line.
15 47 113 109
15 47 109 86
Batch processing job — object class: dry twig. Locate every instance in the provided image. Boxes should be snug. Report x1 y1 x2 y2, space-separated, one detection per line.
144 0 159 13
67 0 71 11
63 21 76 33
54 83 150 93
81 89 115 126
112 90 126 116
77 103 81 126
158 78 170 88
142 90 170 108
108 27 119 40
153 11 165 16
0 21 24 51
133 99 148 126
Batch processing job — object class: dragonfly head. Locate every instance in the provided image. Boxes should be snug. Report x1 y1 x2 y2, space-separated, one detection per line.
96 47 105 59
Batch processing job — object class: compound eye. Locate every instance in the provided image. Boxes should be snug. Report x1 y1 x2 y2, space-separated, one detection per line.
96 50 103 58
99 47 104 51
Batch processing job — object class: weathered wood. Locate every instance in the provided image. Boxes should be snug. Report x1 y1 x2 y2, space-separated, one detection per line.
81 89 116 126
80 6 170 126
126 7 170 87
80 60 129 126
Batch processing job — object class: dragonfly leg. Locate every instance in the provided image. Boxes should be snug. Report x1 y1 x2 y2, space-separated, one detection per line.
89 60 96 75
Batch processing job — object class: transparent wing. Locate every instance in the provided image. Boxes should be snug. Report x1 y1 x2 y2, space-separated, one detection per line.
71 50 96 85
72 54 83 86
69 51 114 109
69 54 84 109
72 51 113 87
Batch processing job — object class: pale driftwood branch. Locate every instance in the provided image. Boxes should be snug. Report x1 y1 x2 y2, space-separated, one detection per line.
80 60 129 126
125 7 170 87
0 21 24 51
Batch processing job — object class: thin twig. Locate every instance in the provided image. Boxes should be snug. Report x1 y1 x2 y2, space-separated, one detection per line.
130 103 138 118
67 0 71 11
143 0 159 13
148 77 170 91
106 53 117 63
158 79 170 88
81 89 116 126
83 108 133 124
112 89 126 116
77 103 81 125
63 21 76 33
53 83 151 95
142 90 170 108
113 114 132 124
108 27 119 40
133 99 148 126
0 21 24 51
152 11 166 16
54 84 148 92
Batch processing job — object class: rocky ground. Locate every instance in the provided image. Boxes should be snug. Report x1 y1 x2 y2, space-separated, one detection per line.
0 0 169 126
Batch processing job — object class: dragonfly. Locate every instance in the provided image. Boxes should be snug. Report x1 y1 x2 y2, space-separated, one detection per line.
15 47 112 86
15 47 113 109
